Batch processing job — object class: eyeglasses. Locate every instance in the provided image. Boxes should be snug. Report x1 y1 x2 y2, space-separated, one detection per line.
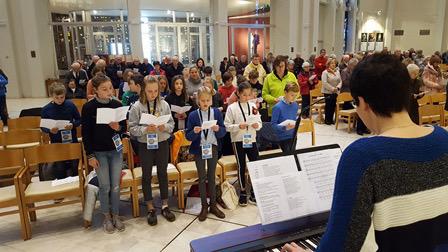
351 98 359 108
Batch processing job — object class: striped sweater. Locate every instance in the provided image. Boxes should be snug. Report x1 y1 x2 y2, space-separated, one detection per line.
317 126 448 252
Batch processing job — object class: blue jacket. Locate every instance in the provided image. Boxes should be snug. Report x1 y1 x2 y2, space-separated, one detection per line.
0 70 7 96
271 99 299 141
186 108 226 155
41 100 81 143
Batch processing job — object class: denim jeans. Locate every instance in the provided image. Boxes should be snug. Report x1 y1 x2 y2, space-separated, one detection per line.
95 150 122 215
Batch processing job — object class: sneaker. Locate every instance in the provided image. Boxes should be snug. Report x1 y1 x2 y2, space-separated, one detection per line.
161 207 176 222
239 192 248 207
112 215 125 232
103 215 115 234
147 209 157 226
249 191 257 205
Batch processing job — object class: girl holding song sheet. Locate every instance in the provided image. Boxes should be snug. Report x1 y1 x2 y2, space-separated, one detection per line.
128 75 176 226
186 86 227 221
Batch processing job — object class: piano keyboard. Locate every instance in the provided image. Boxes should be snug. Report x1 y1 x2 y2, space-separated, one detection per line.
266 234 322 252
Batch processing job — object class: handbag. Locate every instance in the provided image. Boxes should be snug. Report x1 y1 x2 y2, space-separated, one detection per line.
220 180 238 210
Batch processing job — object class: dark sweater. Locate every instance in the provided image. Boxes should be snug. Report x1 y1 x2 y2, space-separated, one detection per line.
164 92 195 132
66 87 86 99
317 126 448 252
81 98 127 156
41 100 81 143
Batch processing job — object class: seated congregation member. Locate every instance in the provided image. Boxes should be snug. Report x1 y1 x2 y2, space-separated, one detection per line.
271 83 300 152
218 72 236 112
185 66 203 99
224 82 262 206
282 53 448 252
158 75 170 99
139 58 153 76
321 58 342 125
66 78 86 99
164 75 194 132
262 55 298 117
81 73 127 234
64 62 89 92
407 63 425 124
149 61 166 76
128 76 176 226
186 86 227 221
122 74 143 106
204 77 223 111
297 62 318 119
41 82 81 178
203 66 219 91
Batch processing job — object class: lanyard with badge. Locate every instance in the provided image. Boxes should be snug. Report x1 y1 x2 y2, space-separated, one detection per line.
61 128 72 143
146 101 159 150
198 108 212 159
238 102 253 148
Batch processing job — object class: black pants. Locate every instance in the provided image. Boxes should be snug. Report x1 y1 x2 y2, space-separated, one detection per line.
324 93 337 124
0 95 8 126
279 139 294 153
138 141 169 202
232 141 259 192
194 145 218 206
301 95 310 117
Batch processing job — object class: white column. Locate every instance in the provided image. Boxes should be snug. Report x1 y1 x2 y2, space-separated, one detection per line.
384 0 395 50
127 0 143 59
435 0 447 52
334 1 346 57
7 0 56 98
345 0 357 53
442 0 448 51
210 0 228 72
311 0 320 56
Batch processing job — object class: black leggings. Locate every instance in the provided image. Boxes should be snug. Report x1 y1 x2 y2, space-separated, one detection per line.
324 93 337 124
232 142 259 192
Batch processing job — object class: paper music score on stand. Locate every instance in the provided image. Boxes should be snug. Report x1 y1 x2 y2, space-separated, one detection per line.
248 147 341 225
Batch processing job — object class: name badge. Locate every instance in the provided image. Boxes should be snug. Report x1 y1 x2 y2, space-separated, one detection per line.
243 134 252 148
201 144 212 160
61 130 72 144
112 134 123 152
133 68 139 73
147 133 159 150
79 79 86 85
117 70 123 76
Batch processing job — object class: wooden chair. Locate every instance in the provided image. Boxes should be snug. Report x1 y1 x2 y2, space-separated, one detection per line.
0 121 3 132
417 95 431 106
17 143 85 239
430 93 447 126
70 98 87 115
174 130 222 211
335 92 357 132
419 104 443 125
298 118 316 146
0 149 29 240
0 129 43 149
310 88 325 124
7 116 41 130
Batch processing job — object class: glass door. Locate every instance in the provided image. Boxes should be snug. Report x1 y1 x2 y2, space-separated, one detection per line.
157 25 178 60
230 26 268 59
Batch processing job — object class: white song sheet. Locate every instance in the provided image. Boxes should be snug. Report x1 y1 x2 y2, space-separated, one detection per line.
40 119 71 130
96 106 129 124
171 105 192 114
139 114 171 126
248 147 341 225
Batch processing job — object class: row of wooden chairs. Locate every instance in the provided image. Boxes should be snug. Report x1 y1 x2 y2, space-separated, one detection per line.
417 92 447 126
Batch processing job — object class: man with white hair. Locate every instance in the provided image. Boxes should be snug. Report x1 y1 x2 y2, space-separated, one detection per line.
87 55 100 78
166 55 184 84
64 61 89 92
407 63 425 124
339 55 350 71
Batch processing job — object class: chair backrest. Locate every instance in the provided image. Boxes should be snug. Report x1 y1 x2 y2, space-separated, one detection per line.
418 95 431 106
122 138 134 169
310 88 323 99
430 93 446 104
0 149 25 177
71 98 87 114
336 92 353 103
7 116 41 130
0 121 3 132
24 143 82 167
297 118 315 146
0 129 42 147
419 104 442 125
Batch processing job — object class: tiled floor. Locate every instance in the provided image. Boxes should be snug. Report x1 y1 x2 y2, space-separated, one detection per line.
1 98 364 252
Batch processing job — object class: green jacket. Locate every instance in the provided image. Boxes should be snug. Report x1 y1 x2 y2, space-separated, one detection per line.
262 71 298 115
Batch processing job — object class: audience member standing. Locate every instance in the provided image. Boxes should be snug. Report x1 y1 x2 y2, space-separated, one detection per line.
297 62 318 118
407 64 425 124
237 54 248 75
262 52 274 74
65 62 89 92
185 66 203 99
139 58 154 76
243 54 266 84
422 55 446 94
87 55 100 79
166 56 184 85
314 49 328 80
321 58 342 125
149 61 166 76
0 67 8 126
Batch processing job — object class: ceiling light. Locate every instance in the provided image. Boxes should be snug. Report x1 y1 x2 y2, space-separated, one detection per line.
92 10 98 15
238 0 251 5
167 10 171 14
190 13 194 17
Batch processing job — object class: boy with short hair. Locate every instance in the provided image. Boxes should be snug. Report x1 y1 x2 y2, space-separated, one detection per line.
203 66 219 91
248 70 263 98
41 82 81 178
218 72 236 112
122 74 143 106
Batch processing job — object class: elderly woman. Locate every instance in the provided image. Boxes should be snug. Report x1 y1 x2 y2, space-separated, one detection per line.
340 58 358 93
282 53 448 252
422 55 446 93
321 58 342 125
262 55 298 117
407 63 426 124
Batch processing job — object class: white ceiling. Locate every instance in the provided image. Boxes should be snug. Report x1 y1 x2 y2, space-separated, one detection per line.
48 0 271 17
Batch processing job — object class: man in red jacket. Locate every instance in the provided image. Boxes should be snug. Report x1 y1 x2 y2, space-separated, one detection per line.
314 49 328 80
